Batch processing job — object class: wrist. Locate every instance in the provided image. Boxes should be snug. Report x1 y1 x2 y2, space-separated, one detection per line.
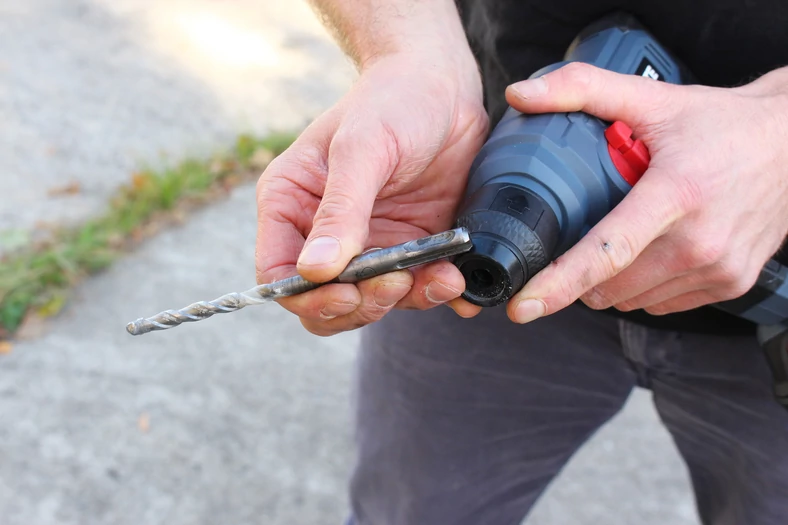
742 66 788 97
359 49 484 111
312 0 478 78
736 66 788 144
362 3 482 104
357 3 474 69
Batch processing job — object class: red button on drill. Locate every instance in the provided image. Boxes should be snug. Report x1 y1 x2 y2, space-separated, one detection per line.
605 121 650 186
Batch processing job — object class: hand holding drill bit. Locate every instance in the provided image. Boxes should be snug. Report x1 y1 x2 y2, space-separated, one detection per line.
126 228 472 336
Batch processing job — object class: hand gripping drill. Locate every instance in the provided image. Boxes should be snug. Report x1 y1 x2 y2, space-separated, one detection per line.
452 13 788 409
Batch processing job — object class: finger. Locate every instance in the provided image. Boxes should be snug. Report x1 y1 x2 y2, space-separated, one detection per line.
255 172 319 284
616 251 759 312
297 122 399 282
300 270 413 337
507 171 682 323
505 62 679 128
256 116 337 284
394 261 465 310
615 275 705 312
276 283 361 321
580 236 682 310
642 290 718 316
445 298 483 318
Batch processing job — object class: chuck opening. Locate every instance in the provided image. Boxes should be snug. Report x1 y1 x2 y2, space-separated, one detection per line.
454 183 561 308
455 234 525 307
470 268 495 290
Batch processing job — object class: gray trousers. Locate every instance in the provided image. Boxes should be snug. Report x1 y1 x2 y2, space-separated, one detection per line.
349 304 788 525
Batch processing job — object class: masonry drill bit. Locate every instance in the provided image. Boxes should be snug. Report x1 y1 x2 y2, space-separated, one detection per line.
126 227 473 336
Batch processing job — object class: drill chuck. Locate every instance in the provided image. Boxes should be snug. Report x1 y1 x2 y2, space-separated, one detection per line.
455 184 559 306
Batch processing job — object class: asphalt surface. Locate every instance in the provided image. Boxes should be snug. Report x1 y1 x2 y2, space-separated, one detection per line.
0 1 700 524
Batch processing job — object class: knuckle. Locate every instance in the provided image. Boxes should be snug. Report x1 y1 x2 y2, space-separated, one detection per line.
258 145 328 194
329 128 356 155
260 154 285 178
729 277 755 298
355 303 391 325
332 121 400 174
558 62 596 91
313 191 359 225
255 160 282 200
400 295 429 311
582 298 606 310
581 287 614 310
712 256 748 286
644 304 669 316
615 300 637 312
347 289 395 326
685 238 725 269
299 318 338 337
292 144 329 176
378 120 405 170
714 274 756 301
592 231 637 277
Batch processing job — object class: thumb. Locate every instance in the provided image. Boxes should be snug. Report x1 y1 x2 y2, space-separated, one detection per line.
505 62 675 128
296 125 394 282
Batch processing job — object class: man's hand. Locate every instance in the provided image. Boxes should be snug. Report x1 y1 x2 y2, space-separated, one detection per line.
256 50 487 335
503 63 788 323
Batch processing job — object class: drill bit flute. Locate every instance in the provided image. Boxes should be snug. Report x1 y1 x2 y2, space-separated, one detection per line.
126 228 473 336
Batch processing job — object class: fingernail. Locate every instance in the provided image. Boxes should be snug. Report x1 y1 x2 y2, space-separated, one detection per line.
425 281 460 304
299 236 341 267
373 282 410 308
511 76 548 99
514 299 547 324
320 301 359 320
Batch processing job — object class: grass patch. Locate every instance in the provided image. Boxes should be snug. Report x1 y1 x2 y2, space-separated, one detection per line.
0 132 296 337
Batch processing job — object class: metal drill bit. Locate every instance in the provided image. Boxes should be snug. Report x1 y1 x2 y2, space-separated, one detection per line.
126 227 472 336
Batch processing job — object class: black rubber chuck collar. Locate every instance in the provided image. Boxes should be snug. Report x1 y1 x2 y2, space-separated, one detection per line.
454 184 560 307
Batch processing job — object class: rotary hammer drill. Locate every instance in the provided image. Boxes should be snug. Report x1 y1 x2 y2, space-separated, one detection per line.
453 13 788 409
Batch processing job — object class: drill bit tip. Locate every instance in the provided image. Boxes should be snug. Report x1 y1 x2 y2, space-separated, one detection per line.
126 318 157 336
126 320 140 335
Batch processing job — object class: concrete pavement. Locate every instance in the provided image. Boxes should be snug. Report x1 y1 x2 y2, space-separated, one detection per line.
1 0 355 250
0 1 700 523
0 186 698 525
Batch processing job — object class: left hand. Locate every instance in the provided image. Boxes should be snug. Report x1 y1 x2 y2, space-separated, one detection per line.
502 63 788 323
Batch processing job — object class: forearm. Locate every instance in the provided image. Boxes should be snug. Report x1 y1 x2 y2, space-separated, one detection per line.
308 0 474 70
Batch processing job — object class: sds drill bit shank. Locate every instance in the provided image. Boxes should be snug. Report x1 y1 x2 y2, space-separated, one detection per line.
126 228 472 336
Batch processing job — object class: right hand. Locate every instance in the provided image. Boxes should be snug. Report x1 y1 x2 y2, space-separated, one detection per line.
255 52 488 336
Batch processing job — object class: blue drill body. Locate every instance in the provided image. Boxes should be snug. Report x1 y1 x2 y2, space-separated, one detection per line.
454 15 689 307
465 23 684 256
452 13 788 408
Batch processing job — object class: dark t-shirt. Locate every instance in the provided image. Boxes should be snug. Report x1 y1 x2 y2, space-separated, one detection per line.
457 0 788 335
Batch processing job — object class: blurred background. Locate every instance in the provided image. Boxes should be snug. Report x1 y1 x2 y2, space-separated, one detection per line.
0 1 700 524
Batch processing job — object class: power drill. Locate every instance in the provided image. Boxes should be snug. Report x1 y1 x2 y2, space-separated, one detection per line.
453 13 788 409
